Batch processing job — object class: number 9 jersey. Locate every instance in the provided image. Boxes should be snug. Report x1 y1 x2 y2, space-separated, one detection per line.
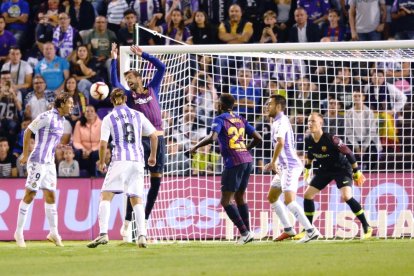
100 105 156 163
211 112 255 168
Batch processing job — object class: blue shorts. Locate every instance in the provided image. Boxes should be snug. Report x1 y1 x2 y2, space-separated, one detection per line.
221 162 253 192
142 136 165 173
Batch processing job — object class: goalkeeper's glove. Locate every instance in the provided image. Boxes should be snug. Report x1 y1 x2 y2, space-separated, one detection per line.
352 168 366 187
303 166 311 185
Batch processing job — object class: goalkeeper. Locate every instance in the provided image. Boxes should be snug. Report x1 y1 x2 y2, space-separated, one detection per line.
301 112 373 239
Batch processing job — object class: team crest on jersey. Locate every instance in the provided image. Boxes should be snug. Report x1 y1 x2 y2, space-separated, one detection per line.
321 146 327 152
31 182 37 189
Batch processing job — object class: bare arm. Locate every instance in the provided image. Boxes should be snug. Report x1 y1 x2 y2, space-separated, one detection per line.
349 5 358 40
264 137 283 172
189 131 217 155
19 128 34 165
246 130 262 151
97 140 108 173
148 132 158 166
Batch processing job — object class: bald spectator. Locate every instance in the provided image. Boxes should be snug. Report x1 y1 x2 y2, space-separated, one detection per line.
218 3 253 44
34 42 70 93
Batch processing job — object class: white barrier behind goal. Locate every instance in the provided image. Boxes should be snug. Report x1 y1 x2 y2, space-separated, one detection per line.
119 41 414 240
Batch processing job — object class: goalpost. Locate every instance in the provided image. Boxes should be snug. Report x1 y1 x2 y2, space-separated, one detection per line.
119 40 414 241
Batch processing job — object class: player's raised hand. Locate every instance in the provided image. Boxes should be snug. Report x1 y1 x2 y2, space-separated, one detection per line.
353 170 366 186
130 45 143 56
111 42 118 59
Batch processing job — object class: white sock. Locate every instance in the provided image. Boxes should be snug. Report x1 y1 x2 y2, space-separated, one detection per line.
271 200 292 229
98 200 111 234
45 203 58 235
16 201 31 235
133 203 146 237
287 201 313 231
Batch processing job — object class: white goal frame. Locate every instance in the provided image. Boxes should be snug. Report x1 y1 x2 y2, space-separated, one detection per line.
119 41 414 241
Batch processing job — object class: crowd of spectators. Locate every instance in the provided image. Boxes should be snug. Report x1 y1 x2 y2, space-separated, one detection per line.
0 0 413 178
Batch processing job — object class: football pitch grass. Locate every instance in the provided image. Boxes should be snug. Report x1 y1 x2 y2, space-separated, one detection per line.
1 239 413 276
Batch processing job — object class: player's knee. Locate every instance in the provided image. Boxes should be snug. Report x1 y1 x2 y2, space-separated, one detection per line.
341 194 352 202
23 191 36 204
267 193 277 203
220 199 229 207
304 193 314 200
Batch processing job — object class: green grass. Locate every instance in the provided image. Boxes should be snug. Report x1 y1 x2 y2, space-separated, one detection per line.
1 239 413 276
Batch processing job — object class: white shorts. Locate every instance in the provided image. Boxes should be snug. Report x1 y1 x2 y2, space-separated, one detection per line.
271 166 303 192
102 161 145 198
25 162 57 191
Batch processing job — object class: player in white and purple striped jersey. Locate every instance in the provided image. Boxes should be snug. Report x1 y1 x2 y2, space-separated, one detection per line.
14 93 74 248
263 95 319 243
87 88 158 249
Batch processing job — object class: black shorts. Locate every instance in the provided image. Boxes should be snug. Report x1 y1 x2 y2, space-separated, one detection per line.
221 162 253 192
310 169 353 191
142 136 165 173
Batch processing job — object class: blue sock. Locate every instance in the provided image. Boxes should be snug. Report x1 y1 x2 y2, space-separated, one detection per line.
224 204 248 235
237 204 250 231
145 177 161 220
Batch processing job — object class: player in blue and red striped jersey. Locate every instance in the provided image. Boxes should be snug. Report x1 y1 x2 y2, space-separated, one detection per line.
190 93 262 244
110 43 166 237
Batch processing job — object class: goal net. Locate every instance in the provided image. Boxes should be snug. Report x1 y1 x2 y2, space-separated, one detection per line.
118 41 414 241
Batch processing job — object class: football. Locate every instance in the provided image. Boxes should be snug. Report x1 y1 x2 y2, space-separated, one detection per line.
90 82 109 100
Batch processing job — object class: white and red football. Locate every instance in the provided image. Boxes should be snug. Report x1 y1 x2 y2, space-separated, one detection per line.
90 82 109 100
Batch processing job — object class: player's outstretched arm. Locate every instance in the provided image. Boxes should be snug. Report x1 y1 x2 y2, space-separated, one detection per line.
140 48 166 92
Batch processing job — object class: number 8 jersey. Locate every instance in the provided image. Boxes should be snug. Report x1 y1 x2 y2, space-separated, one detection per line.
100 105 156 163
211 112 255 168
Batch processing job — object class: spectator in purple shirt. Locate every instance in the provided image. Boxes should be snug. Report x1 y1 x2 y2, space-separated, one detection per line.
0 15 16 66
297 0 330 26
0 0 29 48
149 8 193 45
